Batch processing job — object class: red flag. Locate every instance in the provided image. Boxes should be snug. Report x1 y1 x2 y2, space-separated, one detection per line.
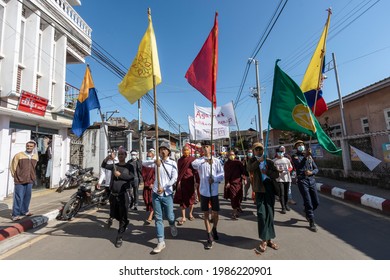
185 12 218 108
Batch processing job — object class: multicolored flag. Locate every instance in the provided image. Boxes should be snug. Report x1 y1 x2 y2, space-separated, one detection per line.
269 61 341 155
185 12 218 108
118 12 161 104
71 66 101 137
301 9 331 117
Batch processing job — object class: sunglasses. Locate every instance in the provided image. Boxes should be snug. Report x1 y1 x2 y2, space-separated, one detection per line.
255 147 263 151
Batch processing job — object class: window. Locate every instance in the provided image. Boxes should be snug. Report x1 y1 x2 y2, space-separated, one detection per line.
384 108 390 130
37 32 42 73
0 5 4 53
361 117 369 133
329 124 342 138
18 20 25 64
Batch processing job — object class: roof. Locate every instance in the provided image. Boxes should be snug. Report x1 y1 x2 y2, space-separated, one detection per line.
327 76 390 108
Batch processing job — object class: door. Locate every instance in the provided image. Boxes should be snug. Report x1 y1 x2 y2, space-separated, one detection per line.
51 134 62 188
7 130 31 196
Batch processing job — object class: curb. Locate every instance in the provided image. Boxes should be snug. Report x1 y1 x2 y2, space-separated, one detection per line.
0 209 60 242
316 183 390 215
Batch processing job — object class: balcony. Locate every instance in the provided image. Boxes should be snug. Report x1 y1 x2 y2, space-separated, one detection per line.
65 82 79 110
49 0 92 38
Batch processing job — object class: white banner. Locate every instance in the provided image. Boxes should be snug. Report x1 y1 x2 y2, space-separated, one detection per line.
188 116 229 140
350 145 381 171
194 102 236 127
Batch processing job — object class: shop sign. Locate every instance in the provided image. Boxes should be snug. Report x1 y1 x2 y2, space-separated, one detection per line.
18 91 48 116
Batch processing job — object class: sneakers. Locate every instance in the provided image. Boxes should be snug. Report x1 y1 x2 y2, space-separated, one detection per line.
115 237 123 248
153 242 166 253
309 220 318 232
170 225 178 237
281 209 286 214
212 227 219 241
285 205 291 211
24 212 33 216
204 239 213 250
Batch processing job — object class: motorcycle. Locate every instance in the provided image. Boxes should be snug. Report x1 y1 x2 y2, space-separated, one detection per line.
57 164 94 193
61 179 110 220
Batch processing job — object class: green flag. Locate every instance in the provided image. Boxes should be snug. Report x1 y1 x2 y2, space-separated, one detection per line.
269 61 341 155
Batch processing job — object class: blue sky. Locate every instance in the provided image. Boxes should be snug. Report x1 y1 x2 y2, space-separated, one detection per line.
66 0 390 135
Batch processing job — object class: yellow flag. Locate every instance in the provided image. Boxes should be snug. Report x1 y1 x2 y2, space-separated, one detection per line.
118 13 161 104
300 11 331 93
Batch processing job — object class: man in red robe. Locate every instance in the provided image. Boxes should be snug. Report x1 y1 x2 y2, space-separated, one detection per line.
142 151 155 224
224 150 246 219
174 146 199 224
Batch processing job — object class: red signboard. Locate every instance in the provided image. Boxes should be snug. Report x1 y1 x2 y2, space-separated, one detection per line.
18 91 49 117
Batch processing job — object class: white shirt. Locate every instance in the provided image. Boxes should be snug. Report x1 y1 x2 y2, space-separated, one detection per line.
191 157 224 197
142 157 178 196
273 157 293 183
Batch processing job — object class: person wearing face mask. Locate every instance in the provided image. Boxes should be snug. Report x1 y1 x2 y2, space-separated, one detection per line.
247 142 280 253
127 150 143 211
142 142 178 254
142 151 156 224
173 146 199 225
10 140 39 221
191 141 224 250
224 150 246 219
242 149 253 201
273 147 293 214
291 140 319 232
101 148 134 248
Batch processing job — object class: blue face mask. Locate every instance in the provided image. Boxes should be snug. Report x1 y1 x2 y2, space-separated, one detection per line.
146 157 152 160
297 146 305 152
247 153 253 157
277 152 284 157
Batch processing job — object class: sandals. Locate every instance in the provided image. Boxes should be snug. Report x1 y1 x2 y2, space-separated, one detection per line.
258 241 267 252
177 219 186 225
189 216 195 221
267 240 279 250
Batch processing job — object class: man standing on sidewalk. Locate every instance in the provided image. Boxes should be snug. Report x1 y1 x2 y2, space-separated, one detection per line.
142 142 178 254
291 140 319 232
10 140 39 221
191 141 224 250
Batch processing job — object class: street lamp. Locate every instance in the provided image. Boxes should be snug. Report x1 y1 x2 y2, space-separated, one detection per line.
105 110 119 122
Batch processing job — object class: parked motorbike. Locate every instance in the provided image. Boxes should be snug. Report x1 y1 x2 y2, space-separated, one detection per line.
61 180 110 220
57 164 94 193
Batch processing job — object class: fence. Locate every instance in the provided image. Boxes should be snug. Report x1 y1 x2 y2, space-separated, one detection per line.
268 130 390 189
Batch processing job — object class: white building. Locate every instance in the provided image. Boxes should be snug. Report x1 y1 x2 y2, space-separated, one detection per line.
0 0 91 200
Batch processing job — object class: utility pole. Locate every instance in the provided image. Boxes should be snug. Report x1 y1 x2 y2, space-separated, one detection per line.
249 58 263 143
179 124 182 157
332 52 351 175
251 115 258 141
138 99 143 159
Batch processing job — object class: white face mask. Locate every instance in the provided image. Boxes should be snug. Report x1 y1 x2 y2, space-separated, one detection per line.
247 153 253 157
131 155 137 160
297 146 305 152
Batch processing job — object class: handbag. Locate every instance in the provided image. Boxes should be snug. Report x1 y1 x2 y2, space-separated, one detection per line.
161 161 177 191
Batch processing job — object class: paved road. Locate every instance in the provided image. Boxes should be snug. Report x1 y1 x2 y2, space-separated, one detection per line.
1 187 389 260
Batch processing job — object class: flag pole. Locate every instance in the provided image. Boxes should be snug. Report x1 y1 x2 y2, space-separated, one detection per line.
147 8 162 193
88 64 116 172
209 95 214 196
312 8 331 118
